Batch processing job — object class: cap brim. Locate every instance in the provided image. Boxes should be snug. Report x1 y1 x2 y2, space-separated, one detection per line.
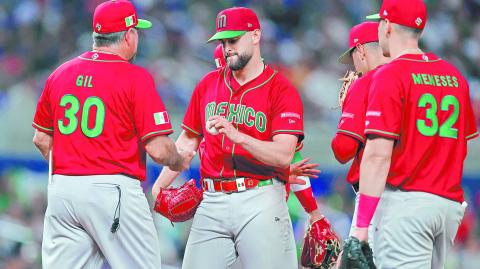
136 19 152 29
366 13 381 20
338 47 354 65
207 30 247 43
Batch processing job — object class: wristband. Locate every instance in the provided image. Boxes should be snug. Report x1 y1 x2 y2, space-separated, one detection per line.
356 193 380 228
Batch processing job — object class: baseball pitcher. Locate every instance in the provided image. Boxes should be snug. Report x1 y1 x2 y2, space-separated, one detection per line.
152 7 304 269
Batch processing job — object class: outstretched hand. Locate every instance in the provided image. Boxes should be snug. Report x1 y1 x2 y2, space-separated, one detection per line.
288 158 320 185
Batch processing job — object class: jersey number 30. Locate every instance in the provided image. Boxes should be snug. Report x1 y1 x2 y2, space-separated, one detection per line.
416 93 459 139
58 94 105 138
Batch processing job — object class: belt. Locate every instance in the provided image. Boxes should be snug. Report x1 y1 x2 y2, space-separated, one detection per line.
202 178 274 193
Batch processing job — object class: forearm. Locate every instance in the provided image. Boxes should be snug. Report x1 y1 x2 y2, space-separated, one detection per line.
355 137 393 232
359 146 391 196
146 137 184 171
33 130 52 161
152 131 200 197
152 166 181 195
237 133 296 168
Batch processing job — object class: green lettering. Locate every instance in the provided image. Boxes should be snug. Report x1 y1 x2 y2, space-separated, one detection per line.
417 93 438 136
452 76 459 88
227 104 241 123
205 102 216 121
255 112 267 132
439 95 459 138
58 94 80 135
245 107 255 127
76 75 84 87
87 76 93 88
216 102 227 116
440 76 447 86
412 73 423 85
434 75 441 86
81 97 105 138
446 76 453 87
421 74 429 85
237 105 246 124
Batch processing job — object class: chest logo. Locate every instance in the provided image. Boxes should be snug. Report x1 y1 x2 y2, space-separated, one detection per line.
205 101 267 133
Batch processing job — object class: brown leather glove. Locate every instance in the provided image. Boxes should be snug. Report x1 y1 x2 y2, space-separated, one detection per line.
301 216 341 268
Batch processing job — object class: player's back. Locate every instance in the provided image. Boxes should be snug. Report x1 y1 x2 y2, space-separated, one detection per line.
367 53 478 202
43 51 158 179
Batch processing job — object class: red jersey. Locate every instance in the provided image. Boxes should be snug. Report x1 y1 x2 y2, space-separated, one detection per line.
32 51 173 180
183 65 304 181
365 53 479 203
336 68 378 184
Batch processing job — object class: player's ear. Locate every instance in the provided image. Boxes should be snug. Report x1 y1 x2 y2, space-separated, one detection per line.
251 29 261 45
124 28 137 47
384 19 392 36
355 44 365 57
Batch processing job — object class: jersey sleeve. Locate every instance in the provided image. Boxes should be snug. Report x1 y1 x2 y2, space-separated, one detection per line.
182 80 204 136
270 75 304 140
133 70 173 142
331 133 359 164
465 88 479 140
365 67 403 139
32 76 54 134
337 80 368 143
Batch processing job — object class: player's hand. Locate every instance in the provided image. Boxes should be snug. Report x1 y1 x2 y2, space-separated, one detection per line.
308 209 323 224
290 158 321 179
208 115 244 144
177 149 196 171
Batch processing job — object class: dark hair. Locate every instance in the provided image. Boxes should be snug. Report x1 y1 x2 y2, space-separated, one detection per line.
92 31 126 47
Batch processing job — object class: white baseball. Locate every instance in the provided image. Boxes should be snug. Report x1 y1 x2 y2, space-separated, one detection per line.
206 120 219 135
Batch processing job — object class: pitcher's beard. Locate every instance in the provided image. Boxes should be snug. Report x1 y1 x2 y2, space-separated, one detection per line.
227 52 252 71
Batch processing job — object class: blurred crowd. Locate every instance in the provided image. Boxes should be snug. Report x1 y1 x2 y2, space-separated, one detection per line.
1 0 480 268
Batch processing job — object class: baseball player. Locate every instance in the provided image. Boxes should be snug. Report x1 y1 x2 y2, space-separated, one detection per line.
152 7 304 269
333 21 388 240
350 0 479 268
213 43 322 222
32 1 192 268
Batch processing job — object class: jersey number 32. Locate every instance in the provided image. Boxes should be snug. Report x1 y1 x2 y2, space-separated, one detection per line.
416 93 459 139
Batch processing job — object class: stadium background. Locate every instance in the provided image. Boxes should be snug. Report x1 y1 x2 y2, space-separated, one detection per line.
1 0 479 268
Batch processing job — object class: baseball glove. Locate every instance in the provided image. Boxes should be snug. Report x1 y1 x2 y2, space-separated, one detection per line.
154 179 203 223
301 216 341 269
338 237 376 269
337 70 361 108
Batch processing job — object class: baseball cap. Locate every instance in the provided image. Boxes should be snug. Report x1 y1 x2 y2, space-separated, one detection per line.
366 0 427 30
93 0 152 34
208 7 260 42
338 22 380 65
214 44 226 68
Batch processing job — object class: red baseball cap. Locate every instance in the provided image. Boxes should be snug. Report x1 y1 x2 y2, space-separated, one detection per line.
338 22 380 65
208 7 260 42
214 44 226 68
366 0 427 30
93 0 152 34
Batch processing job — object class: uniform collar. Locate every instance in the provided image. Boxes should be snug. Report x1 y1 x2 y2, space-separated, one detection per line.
393 52 440 63
224 64 276 92
78 51 128 63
